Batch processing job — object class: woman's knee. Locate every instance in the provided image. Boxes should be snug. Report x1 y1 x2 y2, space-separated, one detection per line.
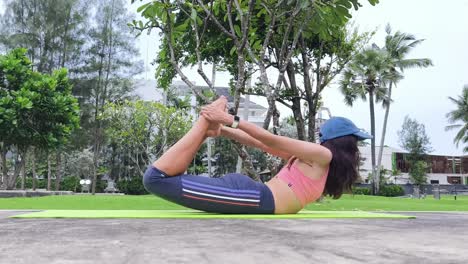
142 165 166 192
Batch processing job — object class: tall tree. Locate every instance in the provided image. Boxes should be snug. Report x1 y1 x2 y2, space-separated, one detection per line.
397 116 432 189
76 0 142 194
398 116 432 164
374 25 432 188
133 0 379 178
0 0 89 190
0 0 89 73
445 85 468 152
100 100 191 179
0 49 79 189
339 46 389 194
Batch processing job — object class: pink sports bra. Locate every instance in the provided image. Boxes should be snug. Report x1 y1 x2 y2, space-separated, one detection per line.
276 158 329 207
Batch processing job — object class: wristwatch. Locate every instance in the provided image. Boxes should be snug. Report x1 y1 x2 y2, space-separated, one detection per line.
229 115 240 129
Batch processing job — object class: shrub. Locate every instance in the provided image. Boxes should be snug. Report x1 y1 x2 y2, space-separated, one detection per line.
379 184 405 197
117 177 148 195
14 176 98 192
16 178 46 189
352 186 371 195
95 179 107 193
61 176 82 192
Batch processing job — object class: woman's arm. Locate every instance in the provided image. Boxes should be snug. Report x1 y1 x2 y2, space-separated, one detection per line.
220 126 291 161
237 119 331 165
201 103 331 165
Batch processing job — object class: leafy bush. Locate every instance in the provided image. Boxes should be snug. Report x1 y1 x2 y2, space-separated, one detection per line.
16 178 46 189
379 184 405 197
117 177 148 195
61 176 82 192
352 186 371 195
15 176 105 193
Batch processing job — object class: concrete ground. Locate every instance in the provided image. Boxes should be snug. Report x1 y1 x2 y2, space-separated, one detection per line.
0 211 467 264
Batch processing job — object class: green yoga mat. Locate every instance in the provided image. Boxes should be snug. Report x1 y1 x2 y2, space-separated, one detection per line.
11 210 415 219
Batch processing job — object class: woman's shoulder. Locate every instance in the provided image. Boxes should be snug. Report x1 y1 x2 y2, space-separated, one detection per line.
295 146 332 167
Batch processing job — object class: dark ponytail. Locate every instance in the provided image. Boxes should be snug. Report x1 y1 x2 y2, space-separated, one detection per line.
321 135 360 199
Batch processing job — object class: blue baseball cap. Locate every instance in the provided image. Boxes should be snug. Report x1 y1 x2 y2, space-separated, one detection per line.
319 117 372 143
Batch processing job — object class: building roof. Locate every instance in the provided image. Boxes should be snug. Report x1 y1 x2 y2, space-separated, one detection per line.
359 144 467 159
359 145 406 154
171 80 266 110
208 86 266 110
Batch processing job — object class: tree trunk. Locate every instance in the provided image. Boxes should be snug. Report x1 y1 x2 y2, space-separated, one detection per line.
0 146 7 188
376 82 393 188
60 3 72 68
234 143 259 181
207 63 217 176
286 61 305 140
55 151 62 191
32 148 37 191
291 101 305 140
230 63 258 179
92 48 105 195
264 97 280 135
369 88 378 194
92 0 116 195
6 147 26 190
308 108 317 142
20 151 27 190
92 145 99 194
47 152 52 191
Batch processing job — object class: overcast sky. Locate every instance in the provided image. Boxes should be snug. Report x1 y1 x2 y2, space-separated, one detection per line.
2 0 467 156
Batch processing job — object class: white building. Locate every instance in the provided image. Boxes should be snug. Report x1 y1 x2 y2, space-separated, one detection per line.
134 79 268 126
358 145 468 185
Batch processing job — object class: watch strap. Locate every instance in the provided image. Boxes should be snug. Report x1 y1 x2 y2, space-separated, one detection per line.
230 115 240 128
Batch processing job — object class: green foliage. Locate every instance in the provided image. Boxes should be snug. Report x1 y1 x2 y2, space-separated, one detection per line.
0 48 80 189
398 116 432 164
212 137 238 176
409 160 428 186
340 47 389 106
445 85 468 152
187 164 207 175
247 147 269 174
60 176 82 192
15 176 82 192
132 0 378 93
101 100 191 178
0 48 80 149
0 0 89 72
117 178 148 195
16 178 47 190
352 186 371 195
379 185 405 197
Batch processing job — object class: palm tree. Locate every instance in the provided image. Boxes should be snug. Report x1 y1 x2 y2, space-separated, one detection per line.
375 25 433 189
446 85 468 152
340 46 389 194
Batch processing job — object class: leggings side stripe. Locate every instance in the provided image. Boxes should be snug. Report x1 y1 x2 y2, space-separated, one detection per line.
183 194 260 207
182 188 260 202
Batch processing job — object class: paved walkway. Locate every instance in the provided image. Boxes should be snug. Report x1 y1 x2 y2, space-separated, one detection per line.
1 211 467 264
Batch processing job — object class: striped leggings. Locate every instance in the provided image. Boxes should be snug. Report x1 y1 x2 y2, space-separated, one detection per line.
143 165 275 214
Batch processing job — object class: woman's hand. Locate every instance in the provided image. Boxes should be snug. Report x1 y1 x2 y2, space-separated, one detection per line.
201 97 233 126
206 124 222 137
204 96 227 137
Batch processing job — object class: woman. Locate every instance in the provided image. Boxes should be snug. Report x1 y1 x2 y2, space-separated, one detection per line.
143 96 371 214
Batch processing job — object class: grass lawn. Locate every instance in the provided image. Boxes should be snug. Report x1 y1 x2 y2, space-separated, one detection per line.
306 194 468 211
1 194 467 211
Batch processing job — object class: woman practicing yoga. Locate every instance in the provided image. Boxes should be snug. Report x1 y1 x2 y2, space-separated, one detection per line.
143 96 371 214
